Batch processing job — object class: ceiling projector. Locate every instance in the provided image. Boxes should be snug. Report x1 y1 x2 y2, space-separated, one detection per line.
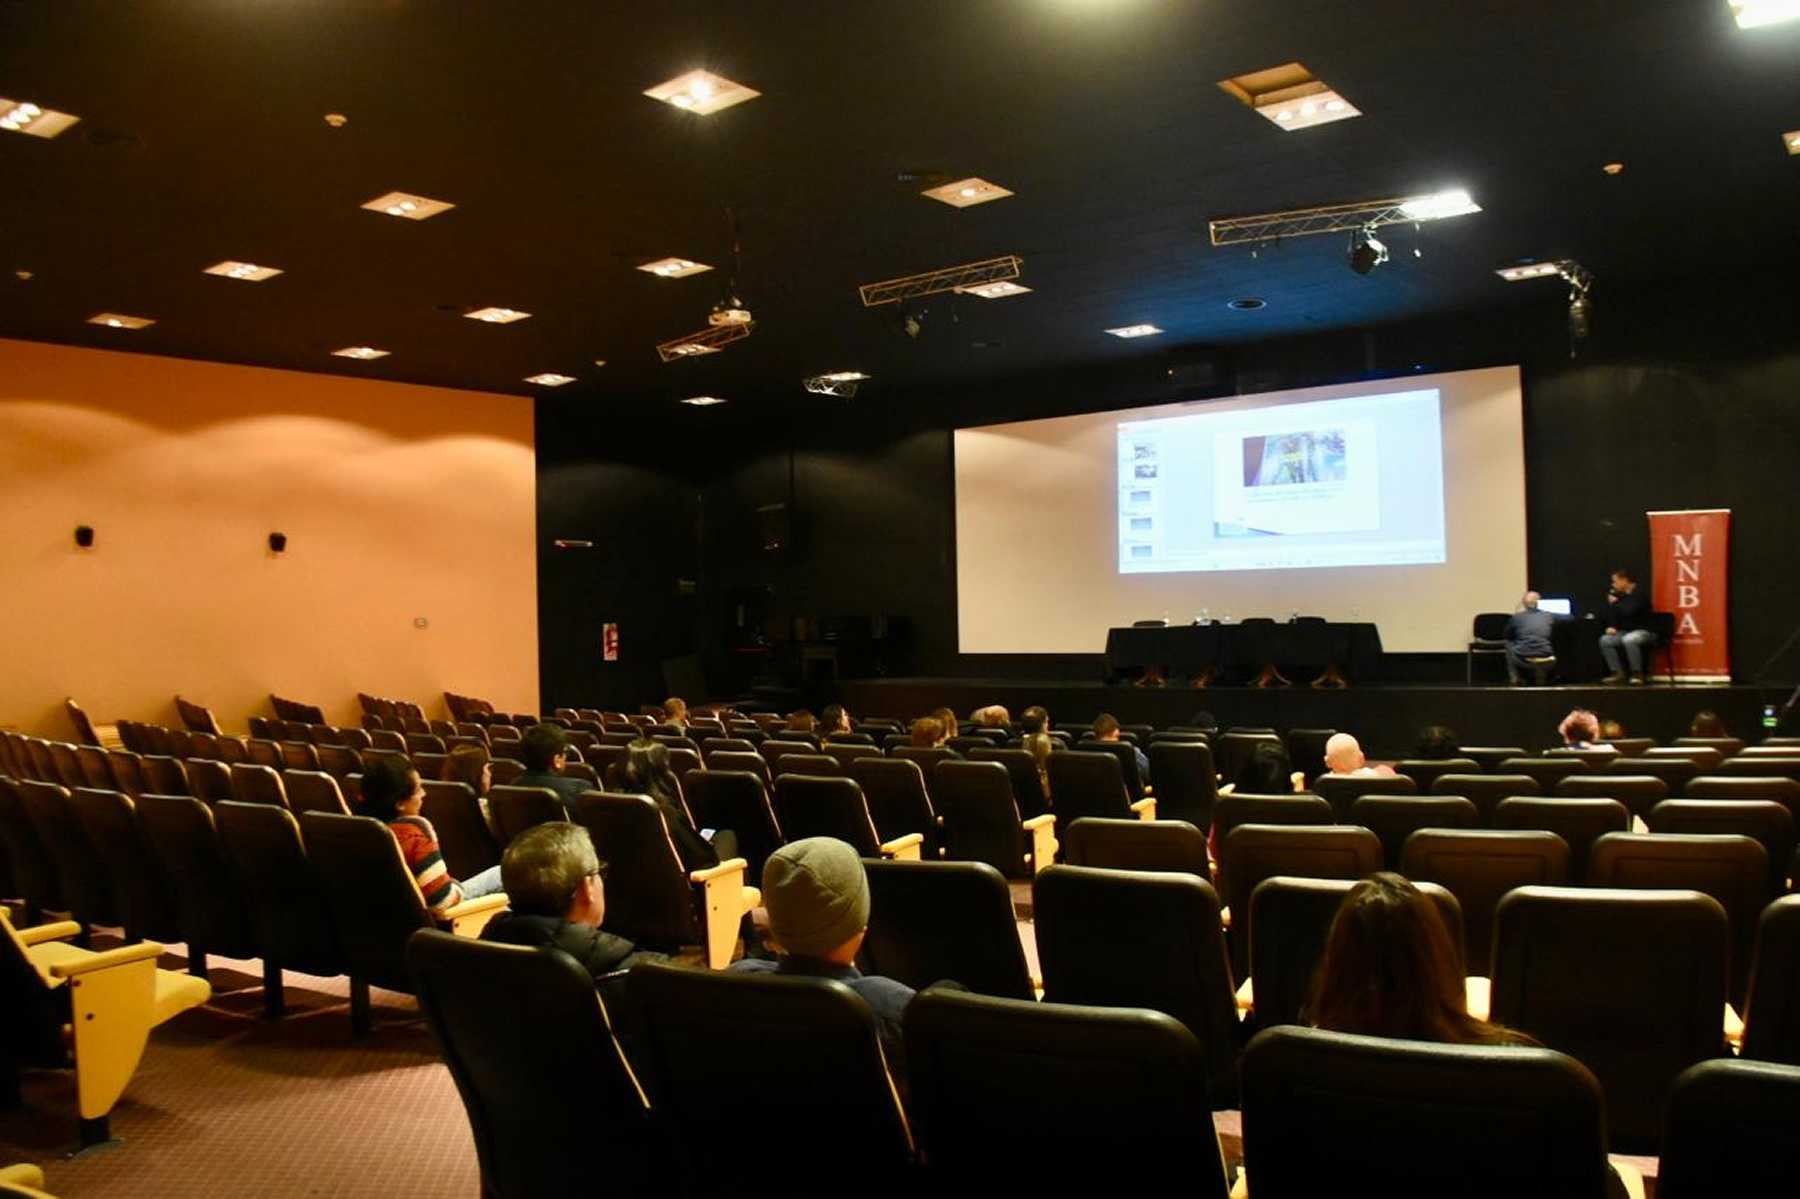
709 296 753 326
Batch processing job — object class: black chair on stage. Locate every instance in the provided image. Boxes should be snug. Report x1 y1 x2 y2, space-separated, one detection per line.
859 859 1034 999
1657 1059 1800 1199
1465 613 1512 684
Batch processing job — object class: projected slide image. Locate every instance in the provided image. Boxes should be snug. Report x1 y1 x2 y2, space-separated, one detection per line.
1243 430 1347 487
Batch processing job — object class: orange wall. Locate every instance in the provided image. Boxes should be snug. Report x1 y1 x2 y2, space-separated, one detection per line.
0 338 538 739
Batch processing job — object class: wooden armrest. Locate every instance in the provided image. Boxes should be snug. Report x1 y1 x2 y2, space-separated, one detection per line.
1022 813 1056 831
1235 976 1254 1013
879 832 925 861
1465 976 1491 1022
689 857 749 884
1219 904 1231 930
440 892 509 938
1218 782 1235 795
1611 1160 1646 1199
0 1165 46 1190
1023 813 1058 875
1130 796 1156 821
17 920 84 947
49 941 165 979
1724 1002 1744 1050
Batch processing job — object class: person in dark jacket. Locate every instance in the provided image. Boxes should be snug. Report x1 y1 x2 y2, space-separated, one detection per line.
481 822 664 981
607 737 738 870
513 722 589 812
1599 568 1655 685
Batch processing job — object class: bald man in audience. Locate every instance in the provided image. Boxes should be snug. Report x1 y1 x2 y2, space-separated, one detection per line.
1323 733 1396 777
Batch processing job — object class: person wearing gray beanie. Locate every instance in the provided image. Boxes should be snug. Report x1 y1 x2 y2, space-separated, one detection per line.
729 836 917 1067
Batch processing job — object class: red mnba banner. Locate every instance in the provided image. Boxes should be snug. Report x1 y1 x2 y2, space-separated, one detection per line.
1647 509 1731 682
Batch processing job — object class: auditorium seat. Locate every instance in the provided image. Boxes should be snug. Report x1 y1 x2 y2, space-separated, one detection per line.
1061 816 1209 875
315 744 364 781
1400 829 1569 975
1458 746 1529 773
279 741 321 773
1605 755 1701 796
1219 825 1382 979
573 792 757 969
1717 756 1800 785
1240 1026 1616 1198
1349 794 1479 869
965 746 1050 820
487 785 567 847
1544 746 1622 770
557 761 599 789
771 752 844 779
823 743 883 772
1282 728 1335 785
1429 772 1539 825
0 777 62 922
1492 797 1629 882
1080 740 1148 801
1 906 210 1149
627 962 913 1192
174 695 223 734
68 788 181 945
405 930 661 1199
1213 793 1334 848
1686 774 1800 829
182 758 233 805
16 779 117 933
105 750 147 797
1647 799 1794 894
1214 731 1282 782
139 755 190 797
1497 756 1591 793
704 749 769 787
418 780 500 879
1144 740 1218 827
1646 744 1725 770
1046 750 1154 824
889 745 958 781
1245 876 1465 1030
860 859 1034 999
1742 895 1800 1065
773 774 922 860
135 794 258 982
1491 885 1727 1152
229 762 288 808
931 760 1055 878
699 737 756 758
904 988 1231 1198
73 745 115 791
1657 1059 1800 1198
1674 735 1747 758
758 738 817 771
1313 772 1416 821
683 770 783 885
1554 772 1669 819
1033 865 1240 1108
45 742 84 790
1588 831 1768 1006
1393 757 1482 793
369 729 408 754
213 735 247 765
214 800 345 1017
245 738 284 771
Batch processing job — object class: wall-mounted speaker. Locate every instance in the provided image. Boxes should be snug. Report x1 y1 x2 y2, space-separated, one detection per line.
268 531 288 553
74 525 94 549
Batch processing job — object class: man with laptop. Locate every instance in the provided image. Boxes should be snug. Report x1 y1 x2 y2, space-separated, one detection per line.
1504 590 1562 686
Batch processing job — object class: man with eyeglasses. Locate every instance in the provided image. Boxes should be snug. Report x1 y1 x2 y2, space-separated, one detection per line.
480 822 664 983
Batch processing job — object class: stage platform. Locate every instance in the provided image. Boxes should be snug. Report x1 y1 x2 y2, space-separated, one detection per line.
839 678 1791 760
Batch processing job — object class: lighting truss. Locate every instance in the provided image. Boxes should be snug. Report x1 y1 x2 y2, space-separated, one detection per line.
1555 259 1593 295
1208 192 1479 247
858 255 1022 307
656 321 755 362
802 372 868 398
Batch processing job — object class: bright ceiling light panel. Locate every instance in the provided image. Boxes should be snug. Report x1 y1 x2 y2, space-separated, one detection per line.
1398 189 1482 220
681 395 729 406
818 371 870 382
332 346 390 359
524 373 576 387
0 98 79 138
1495 262 1563 281
1218 64 1361 132
463 306 531 324
1785 129 1800 155
204 261 283 282
637 257 713 278
921 177 1015 208
87 313 155 329
1729 1 1800 29
1105 324 1164 338
958 280 1032 299
644 70 760 115
361 191 455 220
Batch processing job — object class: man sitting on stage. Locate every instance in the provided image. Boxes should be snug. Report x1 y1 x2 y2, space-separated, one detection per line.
1323 732 1396 777
1600 568 1654 685
1504 591 1559 686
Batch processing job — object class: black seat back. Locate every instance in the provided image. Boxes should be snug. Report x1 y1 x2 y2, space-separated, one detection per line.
1045 751 1133 823
1554 772 1670 818
136 793 257 961
1033 865 1239 1107
140 755 192 797
1313 772 1417 821
772 774 880 856
488 785 568 847
16 779 115 928
214 800 342 975
1219 824 1383 979
1213 793 1334 847
905 988 1229 1197
0 777 62 914
301 811 432 993
1491 885 1728 1152
185 757 236 804
848 757 936 849
1240 1026 1612 1198
1400 829 1570 974
682 771 783 885
406 930 658 1199
1605 755 1701 795
1491 797 1629 881
932 760 1028 877
1497 756 1591 793
1647 799 1794 896
285 770 351 817
1144 740 1218 827
69 787 180 942
419 780 501 880
860 859 1033 999
1062 817 1208 874
1349 795 1479 869
1658 1059 1800 1199
571 792 697 951
1743 895 1800 1066
965 747 1049 820
1080 741 1145 801
1428 774 1540 824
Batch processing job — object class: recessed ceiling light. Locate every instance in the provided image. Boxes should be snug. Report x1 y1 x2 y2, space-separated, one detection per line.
1728 1 1800 29
323 113 348 128
1105 324 1164 338
1227 297 1266 311
1397 189 1482 220
957 280 1032 299
361 191 454 221
681 395 729 407
463 306 531 324
1784 129 1800 155
644 70 760 115
87 312 154 329
593 359 608 367
1495 262 1563 282
636 257 713 279
332 346 390 360
0 98 79 138
921 177 1015 208
525 373 576 387
819 371 870 382
1218 64 1361 132
1602 162 1625 175
204 260 283 282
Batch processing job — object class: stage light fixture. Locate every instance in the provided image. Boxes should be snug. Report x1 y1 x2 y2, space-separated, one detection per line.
1785 129 1800 155
960 280 1031 299
680 395 729 407
1495 262 1562 281
644 70 759 115
859 255 1023 306
464 306 531 324
709 295 753 326
88 312 155 329
1210 189 1480 247
0 98 79 138
204 261 283 282
637 257 712 278
1218 63 1361 132
361 191 454 220
1729 1 1800 29
1346 225 1388 275
1105 324 1164 338
524 373 576 387
920 177 1014 208
803 371 870 397
657 321 754 362
331 346 390 360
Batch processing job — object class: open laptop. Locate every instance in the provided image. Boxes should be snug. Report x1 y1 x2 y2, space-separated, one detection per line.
1536 596 1575 617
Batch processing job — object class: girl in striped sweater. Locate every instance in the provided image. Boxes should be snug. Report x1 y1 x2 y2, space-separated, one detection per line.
361 755 503 912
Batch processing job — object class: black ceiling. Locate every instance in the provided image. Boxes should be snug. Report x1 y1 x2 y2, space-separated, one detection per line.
3 1 1797 408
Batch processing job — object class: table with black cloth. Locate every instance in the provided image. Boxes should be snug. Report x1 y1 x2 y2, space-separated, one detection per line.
1103 621 1385 684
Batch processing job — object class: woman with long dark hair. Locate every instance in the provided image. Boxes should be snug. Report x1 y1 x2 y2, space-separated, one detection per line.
610 737 737 871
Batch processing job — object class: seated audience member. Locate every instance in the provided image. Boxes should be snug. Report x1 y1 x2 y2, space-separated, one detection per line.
440 743 492 796
729 837 915 1065
1190 710 1219 732
515 722 590 812
1558 708 1603 749
662 697 689 729
1323 732 1396 777
1092 713 1151 782
1600 567 1654 685
1413 725 1461 760
361 755 503 913
972 704 1011 729
1309 873 1534 1045
1689 710 1729 739
1504 590 1559 685
1019 705 1056 789
481 822 664 983
820 703 853 739
1599 718 1627 742
609 737 737 871
911 716 951 749
931 706 960 744
786 709 818 737
1230 741 1306 795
